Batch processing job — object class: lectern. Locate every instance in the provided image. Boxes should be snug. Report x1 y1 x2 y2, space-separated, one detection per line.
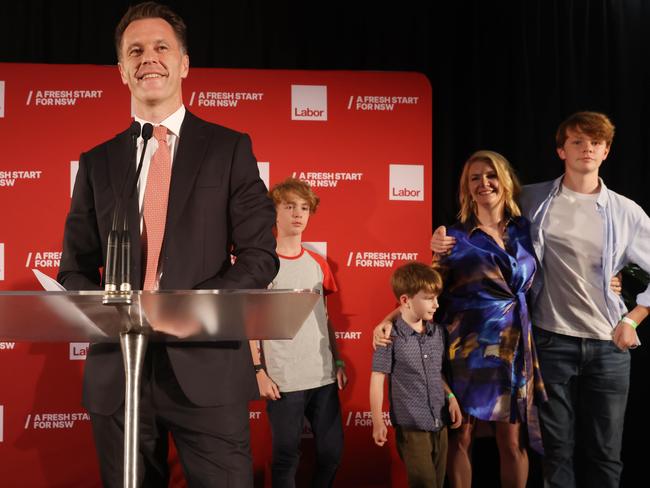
0 288 319 488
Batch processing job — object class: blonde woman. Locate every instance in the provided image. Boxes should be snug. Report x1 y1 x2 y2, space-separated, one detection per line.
432 150 546 488
375 150 546 488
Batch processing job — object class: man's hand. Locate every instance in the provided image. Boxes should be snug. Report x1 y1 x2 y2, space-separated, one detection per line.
256 370 281 400
372 322 393 350
430 225 456 255
612 319 639 351
336 366 348 390
141 294 202 338
448 395 462 429
372 421 388 447
149 318 202 338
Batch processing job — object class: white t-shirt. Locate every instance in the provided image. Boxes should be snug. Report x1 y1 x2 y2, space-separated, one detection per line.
262 247 338 392
533 185 612 339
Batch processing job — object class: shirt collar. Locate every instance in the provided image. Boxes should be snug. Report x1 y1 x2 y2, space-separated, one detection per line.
394 314 435 336
134 105 186 139
465 215 523 236
554 174 609 208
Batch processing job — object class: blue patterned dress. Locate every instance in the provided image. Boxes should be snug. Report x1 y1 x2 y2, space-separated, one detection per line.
439 216 546 453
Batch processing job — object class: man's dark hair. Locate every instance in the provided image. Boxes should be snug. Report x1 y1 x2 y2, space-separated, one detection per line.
115 1 188 60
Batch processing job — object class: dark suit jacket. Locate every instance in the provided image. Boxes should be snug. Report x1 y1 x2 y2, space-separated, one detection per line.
58 110 279 415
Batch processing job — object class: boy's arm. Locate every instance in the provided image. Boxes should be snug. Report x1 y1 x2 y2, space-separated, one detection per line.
327 317 348 390
442 377 462 429
248 340 281 400
612 207 650 350
612 305 649 350
315 258 347 389
369 372 388 446
372 307 400 349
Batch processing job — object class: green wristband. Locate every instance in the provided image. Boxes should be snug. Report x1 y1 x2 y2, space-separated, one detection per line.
447 392 455 400
335 359 346 368
621 317 639 329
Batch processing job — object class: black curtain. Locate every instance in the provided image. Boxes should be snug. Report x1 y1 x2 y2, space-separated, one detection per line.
2 1 648 486
3 0 649 221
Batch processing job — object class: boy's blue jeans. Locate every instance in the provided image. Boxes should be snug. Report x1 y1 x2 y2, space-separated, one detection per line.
533 327 630 488
267 382 343 487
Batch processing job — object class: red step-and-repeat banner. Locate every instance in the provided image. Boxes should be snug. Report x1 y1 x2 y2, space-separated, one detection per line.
0 63 432 487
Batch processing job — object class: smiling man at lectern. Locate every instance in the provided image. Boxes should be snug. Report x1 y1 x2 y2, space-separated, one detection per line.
57 2 278 486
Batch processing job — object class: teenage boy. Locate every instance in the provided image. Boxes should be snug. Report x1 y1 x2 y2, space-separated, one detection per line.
520 111 650 488
370 262 462 488
431 112 650 487
250 177 347 487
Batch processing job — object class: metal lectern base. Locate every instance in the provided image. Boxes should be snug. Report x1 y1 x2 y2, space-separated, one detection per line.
0 288 319 488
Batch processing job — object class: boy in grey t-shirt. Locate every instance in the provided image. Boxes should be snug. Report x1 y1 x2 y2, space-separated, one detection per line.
249 177 347 487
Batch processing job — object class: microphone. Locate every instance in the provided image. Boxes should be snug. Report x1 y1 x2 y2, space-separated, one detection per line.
130 123 154 199
105 229 119 291
118 122 153 292
105 121 141 293
128 121 142 139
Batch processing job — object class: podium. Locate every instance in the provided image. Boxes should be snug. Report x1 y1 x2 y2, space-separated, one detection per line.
0 288 319 488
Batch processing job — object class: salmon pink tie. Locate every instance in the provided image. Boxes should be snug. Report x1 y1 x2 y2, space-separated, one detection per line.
142 125 171 290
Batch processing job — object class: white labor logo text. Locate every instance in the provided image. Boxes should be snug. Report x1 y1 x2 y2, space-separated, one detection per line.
26 89 103 106
70 342 89 360
346 251 419 268
0 81 5 118
189 91 264 107
26 251 61 269
389 164 424 201
347 95 419 111
291 85 327 121
293 171 362 188
24 412 90 430
0 170 42 188
345 411 392 427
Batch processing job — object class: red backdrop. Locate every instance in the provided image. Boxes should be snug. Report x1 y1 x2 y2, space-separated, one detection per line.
0 63 432 487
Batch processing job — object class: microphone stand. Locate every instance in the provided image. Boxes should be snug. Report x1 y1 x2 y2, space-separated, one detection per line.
103 121 140 297
97 120 159 488
103 122 153 305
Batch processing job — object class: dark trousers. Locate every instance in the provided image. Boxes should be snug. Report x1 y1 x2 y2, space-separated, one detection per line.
89 345 253 488
266 382 343 488
534 327 630 488
395 426 448 488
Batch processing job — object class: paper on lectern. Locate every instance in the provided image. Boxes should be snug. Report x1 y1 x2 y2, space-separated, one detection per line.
32 269 66 291
31 268 107 337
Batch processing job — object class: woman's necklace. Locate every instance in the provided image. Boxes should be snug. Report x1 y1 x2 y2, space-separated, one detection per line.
478 219 506 249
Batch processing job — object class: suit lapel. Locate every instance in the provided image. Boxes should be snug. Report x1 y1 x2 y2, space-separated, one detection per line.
166 111 208 228
106 130 131 213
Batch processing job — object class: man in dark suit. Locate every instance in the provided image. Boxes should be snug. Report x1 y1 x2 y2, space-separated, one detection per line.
57 2 278 486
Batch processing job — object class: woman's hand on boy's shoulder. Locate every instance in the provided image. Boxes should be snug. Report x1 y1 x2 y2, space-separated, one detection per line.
431 225 456 255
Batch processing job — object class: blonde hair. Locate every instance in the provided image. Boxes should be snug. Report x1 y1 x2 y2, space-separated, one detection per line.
269 177 320 213
457 150 521 224
391 262 443 300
